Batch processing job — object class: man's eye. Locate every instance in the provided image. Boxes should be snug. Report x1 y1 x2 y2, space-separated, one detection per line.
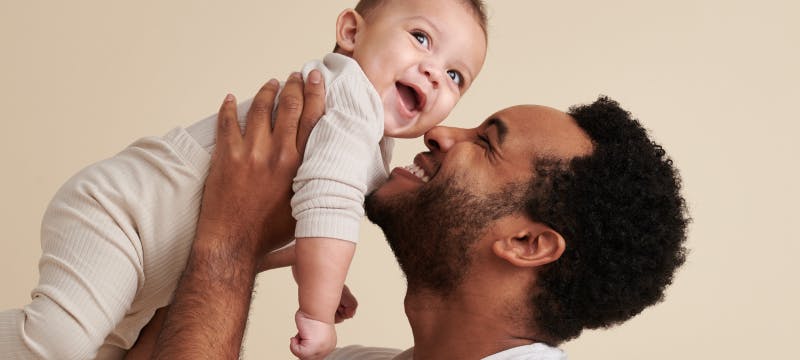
447 70 463 86
411 31 430 48
477 134 492 152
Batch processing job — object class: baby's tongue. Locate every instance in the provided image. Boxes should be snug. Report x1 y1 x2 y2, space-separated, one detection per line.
396 83 417 112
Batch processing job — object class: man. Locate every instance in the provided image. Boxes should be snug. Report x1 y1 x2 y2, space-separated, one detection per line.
138 74 688 359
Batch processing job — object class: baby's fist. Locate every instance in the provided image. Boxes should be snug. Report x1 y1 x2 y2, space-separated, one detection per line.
290 310 336 360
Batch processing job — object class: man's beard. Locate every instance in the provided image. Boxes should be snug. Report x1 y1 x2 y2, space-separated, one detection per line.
365 176 522 295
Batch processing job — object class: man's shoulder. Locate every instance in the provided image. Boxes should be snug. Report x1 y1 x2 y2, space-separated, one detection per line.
326 345 410 360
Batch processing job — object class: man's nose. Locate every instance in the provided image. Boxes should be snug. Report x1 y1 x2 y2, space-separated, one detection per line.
424 126 465 153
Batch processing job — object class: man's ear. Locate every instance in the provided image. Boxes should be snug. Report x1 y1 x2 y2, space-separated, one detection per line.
335 9 364 55
491 217 566 268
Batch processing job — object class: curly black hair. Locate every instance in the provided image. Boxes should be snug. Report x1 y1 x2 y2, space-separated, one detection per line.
525 96 689 344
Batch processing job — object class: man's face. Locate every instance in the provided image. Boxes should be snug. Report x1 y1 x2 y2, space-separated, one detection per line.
366 105 593 294
350 0 487 138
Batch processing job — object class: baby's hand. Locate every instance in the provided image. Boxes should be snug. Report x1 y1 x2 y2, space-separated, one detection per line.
290 310 336 360
335 285 358 323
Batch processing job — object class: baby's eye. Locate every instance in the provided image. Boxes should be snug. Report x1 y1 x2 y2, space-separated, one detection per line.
411 31 430 49
447 70 463 86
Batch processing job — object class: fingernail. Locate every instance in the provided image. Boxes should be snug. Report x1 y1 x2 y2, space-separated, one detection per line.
308 71 321 85
225 93 235 102
290 72 302 80
268 78 279 87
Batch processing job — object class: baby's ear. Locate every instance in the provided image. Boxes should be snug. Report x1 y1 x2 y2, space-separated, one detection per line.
335 9 364 55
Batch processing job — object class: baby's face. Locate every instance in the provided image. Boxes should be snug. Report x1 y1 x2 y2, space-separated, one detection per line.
349 0 487 138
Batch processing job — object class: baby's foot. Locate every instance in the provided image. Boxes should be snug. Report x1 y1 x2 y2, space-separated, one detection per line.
290 310 336 360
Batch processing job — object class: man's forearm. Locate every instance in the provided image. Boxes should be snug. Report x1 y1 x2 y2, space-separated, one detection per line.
152 231 259 359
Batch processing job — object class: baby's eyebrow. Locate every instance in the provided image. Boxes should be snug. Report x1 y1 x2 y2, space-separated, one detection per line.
407 16 442 38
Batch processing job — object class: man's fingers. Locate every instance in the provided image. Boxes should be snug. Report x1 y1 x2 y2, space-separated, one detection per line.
273 72 304 152
217 94 242 150
245 79 280 145
297 69 325 157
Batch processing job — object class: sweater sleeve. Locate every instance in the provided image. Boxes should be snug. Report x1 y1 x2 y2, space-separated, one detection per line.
0 158 147 359
0 130 211 359
292 54 388 243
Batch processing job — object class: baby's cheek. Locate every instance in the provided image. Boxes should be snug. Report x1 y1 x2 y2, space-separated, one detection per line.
440 91 459 113
439 97 459 121
424 112 444 129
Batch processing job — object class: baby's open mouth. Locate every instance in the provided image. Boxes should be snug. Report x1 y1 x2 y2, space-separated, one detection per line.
396 82 423 113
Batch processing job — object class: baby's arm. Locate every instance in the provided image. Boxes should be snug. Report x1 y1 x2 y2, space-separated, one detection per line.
259 243 359 321
287 55 386 359
290 237 354 359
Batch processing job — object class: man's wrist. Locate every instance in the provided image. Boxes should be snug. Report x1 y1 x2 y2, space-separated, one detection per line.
193 220 264 265
188 241 259 283
152 230 260 359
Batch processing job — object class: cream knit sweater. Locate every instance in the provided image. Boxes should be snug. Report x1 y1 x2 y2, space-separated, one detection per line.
0 54 390 359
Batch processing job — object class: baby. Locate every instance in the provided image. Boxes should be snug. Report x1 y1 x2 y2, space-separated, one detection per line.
0 0 488 359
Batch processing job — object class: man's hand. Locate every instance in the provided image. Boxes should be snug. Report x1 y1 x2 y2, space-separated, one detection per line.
148 71 326 360
197 71 325 258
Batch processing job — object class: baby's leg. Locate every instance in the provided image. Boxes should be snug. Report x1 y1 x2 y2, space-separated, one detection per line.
291 237 355 359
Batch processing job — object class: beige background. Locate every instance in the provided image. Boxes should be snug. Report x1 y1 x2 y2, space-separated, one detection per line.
1 0 798 358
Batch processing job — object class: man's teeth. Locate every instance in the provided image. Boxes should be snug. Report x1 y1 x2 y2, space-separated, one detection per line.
403 163 430 183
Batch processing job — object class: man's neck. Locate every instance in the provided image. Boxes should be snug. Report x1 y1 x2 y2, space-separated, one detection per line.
403 288 537 360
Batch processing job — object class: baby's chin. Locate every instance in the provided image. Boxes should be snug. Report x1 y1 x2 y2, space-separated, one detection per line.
384 125 426 139
383 113 424 138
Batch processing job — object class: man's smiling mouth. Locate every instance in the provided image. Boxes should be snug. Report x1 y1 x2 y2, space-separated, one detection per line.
402 162 430 183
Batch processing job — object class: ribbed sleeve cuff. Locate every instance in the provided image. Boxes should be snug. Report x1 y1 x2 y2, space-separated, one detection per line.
294 211 361 243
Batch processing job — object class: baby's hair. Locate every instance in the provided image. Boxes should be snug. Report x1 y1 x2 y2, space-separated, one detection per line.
355 0 488 36
334 0 488 53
